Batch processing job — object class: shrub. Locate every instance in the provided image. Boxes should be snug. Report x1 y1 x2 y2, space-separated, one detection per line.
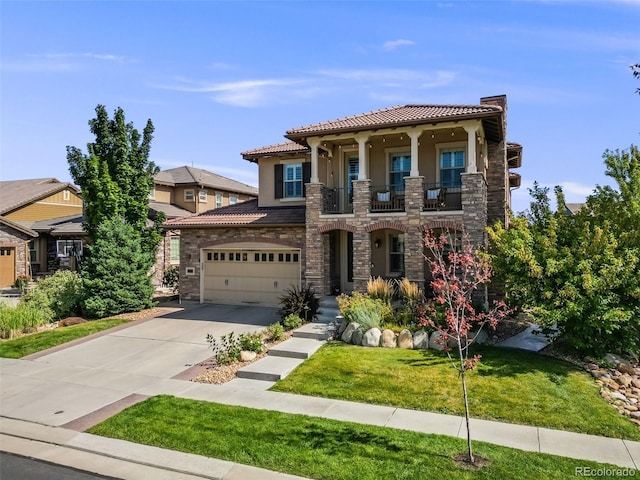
0 303 47 339
22 270 83 322
206 332 241 365
284 314 303 330
338 292 393 325
396 278 426 327
239 331 264 353
342 296 386 332
266 322 285 342
162 266 179 293
278 284 320 322
367 276 394 305
12 274 30 292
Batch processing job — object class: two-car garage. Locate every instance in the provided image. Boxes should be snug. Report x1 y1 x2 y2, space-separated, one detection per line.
202 244 301 306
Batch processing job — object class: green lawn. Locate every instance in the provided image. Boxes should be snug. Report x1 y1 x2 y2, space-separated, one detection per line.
88 395 626 480
0 318 129 358
271 342 640 441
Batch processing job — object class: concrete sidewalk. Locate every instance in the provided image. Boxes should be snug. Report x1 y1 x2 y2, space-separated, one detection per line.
1 303 639 478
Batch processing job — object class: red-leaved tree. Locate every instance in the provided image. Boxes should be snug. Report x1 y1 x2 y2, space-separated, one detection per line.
420 230 510 464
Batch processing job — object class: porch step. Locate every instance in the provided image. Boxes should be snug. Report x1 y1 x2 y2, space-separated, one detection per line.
236 356 304 382
292 322 336 340
268 337 325 359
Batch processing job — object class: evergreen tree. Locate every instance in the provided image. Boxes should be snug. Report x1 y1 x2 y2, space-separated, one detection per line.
82 217 155 318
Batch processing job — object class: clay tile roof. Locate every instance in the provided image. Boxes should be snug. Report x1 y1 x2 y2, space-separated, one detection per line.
154 166 258 196
163 199 305 228
285 104 502 138
0 178 81 215
242 141 309 162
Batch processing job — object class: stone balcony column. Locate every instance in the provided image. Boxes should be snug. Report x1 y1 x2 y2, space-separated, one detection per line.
352 178 371 216
461 172 487 249
403 176 425 290
305 182 325 295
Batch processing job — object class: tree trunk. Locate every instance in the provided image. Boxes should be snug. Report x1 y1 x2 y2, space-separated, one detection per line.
459 342 474 464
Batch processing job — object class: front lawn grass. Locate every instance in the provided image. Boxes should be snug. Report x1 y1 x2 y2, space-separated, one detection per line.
0 318 129 358
88 395 625 480
271 342 640 441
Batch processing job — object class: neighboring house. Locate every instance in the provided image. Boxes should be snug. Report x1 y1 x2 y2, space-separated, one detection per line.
0 178 85 286
150 166 259 285
565 203 586 215
166 95 523 307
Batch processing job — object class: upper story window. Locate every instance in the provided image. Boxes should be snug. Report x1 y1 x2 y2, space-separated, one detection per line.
215 193 223 208
198 190 207 202
439 147 465 188
148 188 155 200
274 161 310 200
229 195 238 205
63 190 71 201
184 189 195 202
285 164 303 198
389 152 411 192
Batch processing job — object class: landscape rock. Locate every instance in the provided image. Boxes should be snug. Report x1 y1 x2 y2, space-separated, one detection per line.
362 328 382 347
605 353 627 367
429 331 446 351
240 351 257 362
381 329 396 348
337 316 348 336
611 392 627 402
470 330 489 345
341 323 359 343
412 331 429 350
632 378 640 389
397 329 413 349
618 363 637 375
616 374 633 388
351 329 364 346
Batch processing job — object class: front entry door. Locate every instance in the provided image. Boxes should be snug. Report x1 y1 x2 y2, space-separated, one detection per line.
0 247 16 288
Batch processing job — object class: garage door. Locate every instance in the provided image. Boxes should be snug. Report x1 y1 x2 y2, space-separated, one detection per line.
203 247 301 306
0 247 16 288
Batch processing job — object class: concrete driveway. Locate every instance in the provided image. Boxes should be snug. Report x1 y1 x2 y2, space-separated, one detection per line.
0 304 278 427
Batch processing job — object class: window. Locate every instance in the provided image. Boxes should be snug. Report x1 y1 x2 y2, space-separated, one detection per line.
215 193 223 208
63 190 70 201
229 195 238 205
148 188 155 200
284 163 303 198
347 155 359 202
440 148 465 188
56 240 83 257
28 240 39 263
388 233 404 275
199 190 207 202
184 189 195 202
390 153 411 191
169 236 180 263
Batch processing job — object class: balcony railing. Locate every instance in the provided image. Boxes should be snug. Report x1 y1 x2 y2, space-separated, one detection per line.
371 186 405 212
321 187 353 214
423 183 462 211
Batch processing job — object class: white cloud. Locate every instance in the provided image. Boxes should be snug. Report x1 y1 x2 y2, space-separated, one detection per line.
1 52 132 73
382 39 415 51
511 179 597 213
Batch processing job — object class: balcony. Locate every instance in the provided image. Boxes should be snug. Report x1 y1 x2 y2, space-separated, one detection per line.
423 183 462 211
371 186 405 212
321 187 352 214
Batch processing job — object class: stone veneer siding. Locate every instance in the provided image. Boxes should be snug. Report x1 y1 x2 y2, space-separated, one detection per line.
178 226 306 301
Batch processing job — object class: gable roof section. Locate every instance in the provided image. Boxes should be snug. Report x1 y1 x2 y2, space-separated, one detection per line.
0 216 37 237
164 199 305 228
242 141 309 163
285 104 503 140
0 178 81 215
29 214 86 236
148 201 192 219
154 166 258 196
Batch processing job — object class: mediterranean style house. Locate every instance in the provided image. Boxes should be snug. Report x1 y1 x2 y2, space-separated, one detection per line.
165 95 523 306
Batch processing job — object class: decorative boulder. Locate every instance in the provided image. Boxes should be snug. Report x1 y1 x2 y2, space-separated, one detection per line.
240 351 257 362
397 329 413 349
413 331 429 350
351 329 364 346
341 322 359 343
363 328 382 347
337 316 348 335
470 330 489 345
429 331 446 351
381 329 396 348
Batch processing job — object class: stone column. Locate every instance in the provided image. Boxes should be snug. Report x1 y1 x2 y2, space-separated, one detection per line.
404 176 425 290
305 182 324 296
352 230 371 293
461 172 487 249
352 178 371 216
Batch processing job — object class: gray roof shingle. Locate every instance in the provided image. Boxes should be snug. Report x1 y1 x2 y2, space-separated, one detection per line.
154 166 258 196
0 178 81 215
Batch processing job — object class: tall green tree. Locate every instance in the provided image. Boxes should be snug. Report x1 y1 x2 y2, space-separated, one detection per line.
67 105 164 316
488 147 640 356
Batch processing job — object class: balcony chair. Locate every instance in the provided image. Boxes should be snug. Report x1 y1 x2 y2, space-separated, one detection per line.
424 187 447 211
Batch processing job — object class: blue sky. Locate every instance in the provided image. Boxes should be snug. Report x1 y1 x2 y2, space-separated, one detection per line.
1 0 638 213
